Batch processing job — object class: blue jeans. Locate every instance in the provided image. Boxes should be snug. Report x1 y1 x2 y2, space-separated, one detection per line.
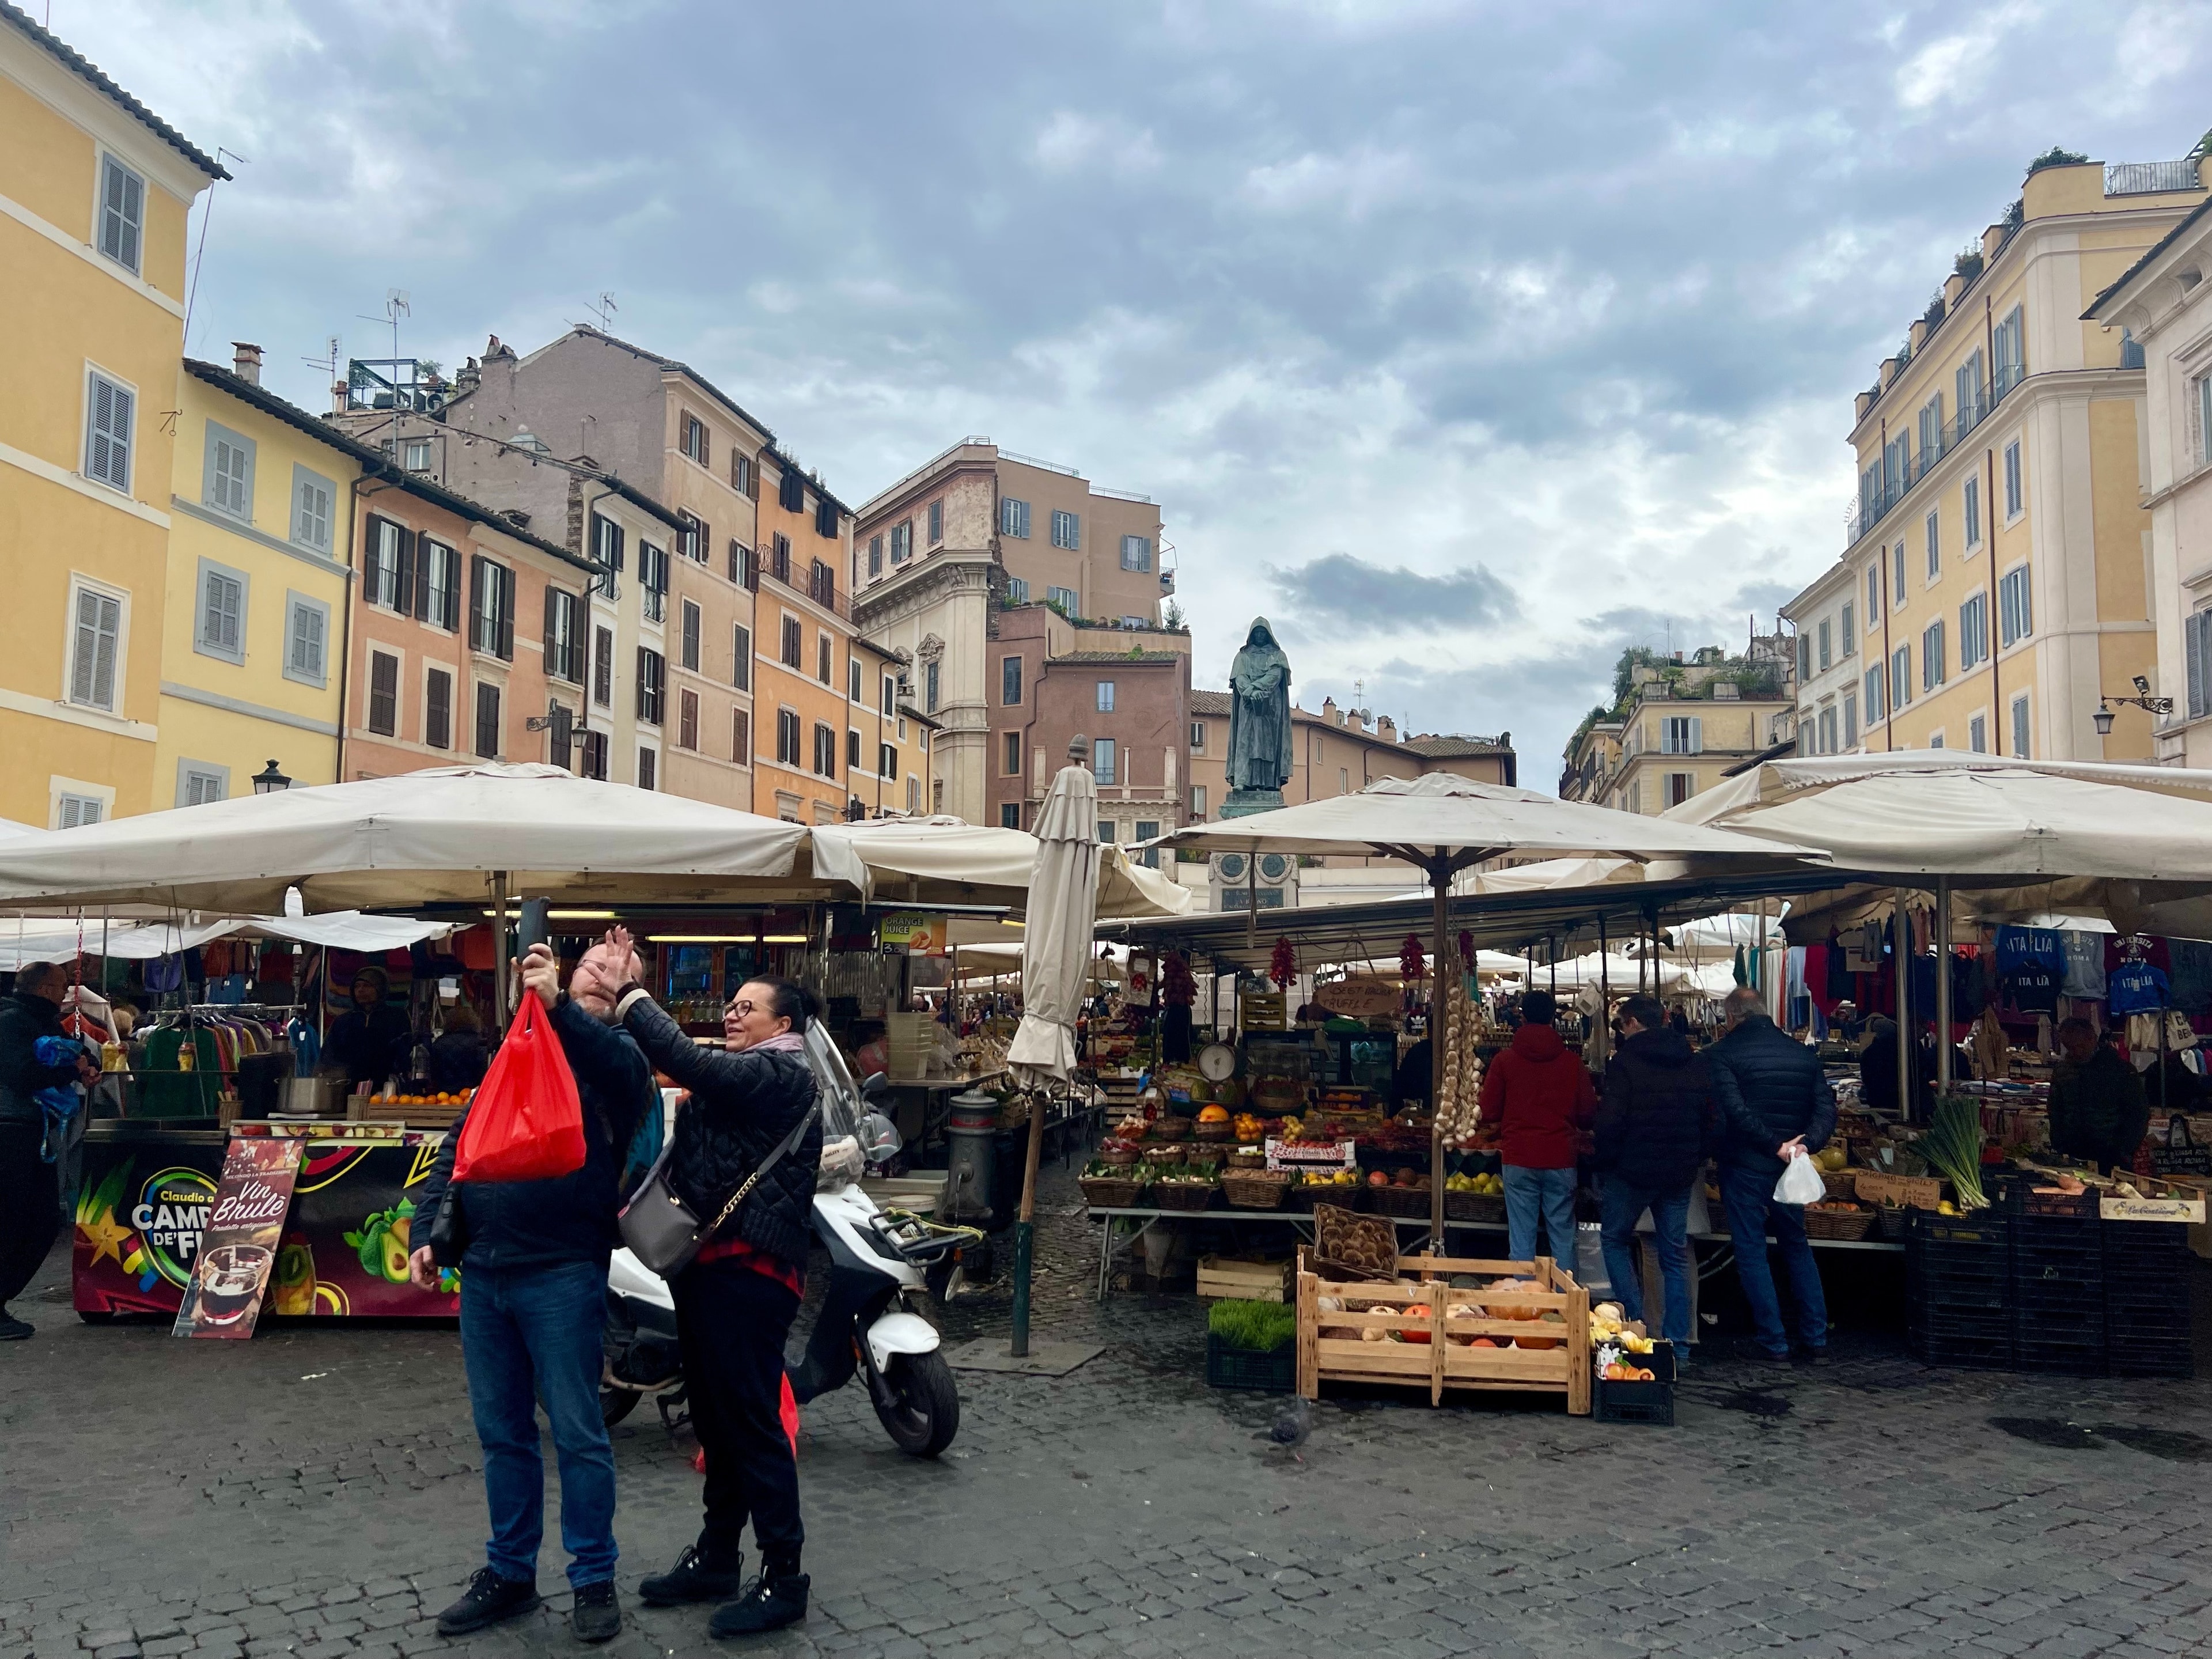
460 1260 618 1588
1599 1176 1694 1347
1719 1162 1829 1356
1502 1164 1578 1263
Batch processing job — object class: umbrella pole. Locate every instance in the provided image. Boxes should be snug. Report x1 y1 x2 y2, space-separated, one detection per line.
1011 1088 1047 1358
1429 856 1448 1255
1893 889 1911 1124
492 872 510 1031
1934 878 1952 1096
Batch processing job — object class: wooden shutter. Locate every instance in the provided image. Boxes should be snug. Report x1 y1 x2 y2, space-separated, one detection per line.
391 528 416 619
495 565 515 659
468 556 486 652
362 516 388 601
543 586 560 675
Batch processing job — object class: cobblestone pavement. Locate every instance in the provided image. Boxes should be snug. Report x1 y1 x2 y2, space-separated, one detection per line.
6 1167 2212 1658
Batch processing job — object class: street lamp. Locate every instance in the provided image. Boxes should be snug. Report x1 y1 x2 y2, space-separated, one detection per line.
251 759 292 794
2093 677 2173 738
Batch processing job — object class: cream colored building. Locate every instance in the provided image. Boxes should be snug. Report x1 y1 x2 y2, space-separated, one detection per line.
2087 191 2212 766
1787 150 2210 762
1559 645 1792 813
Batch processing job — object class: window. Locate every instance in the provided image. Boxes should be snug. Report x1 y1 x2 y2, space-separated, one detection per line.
879 741 897 779
2010 694 2031 759
1921 619 1945 691
924 660 940 714
362 517 412 615
780 615 802 669
732 624 751 690
763 533 787 584
2190 606 2212 719
1051 510 1080 550
1191 784 1207 818
815 494 837 539
1866 563 1881 620
400 438 432 474
593 626 614 707
1797 632 1811 681
285 593 329 687
813 721 837 778
1662 773 1694 808
580 729 608 780
203 422 254 519
1993 304 2025 396
1660 715 1701 755
1819 706 1838 755
1865 664 1885 723
636 648 664 725
177 762 227 808
882 674 895 714
544 588 583 682
1120 535 1152 572
1840 601 1855 654
779 467 806 513
65 582 122 713
817 633 831 685
1097 819 1116 845
291 466 334 552
809 557 835 608
84 370 134 493
677 511 705 564
639 543 668 622
927 499 944 545
678 688 699 751
1925 512 1940 579
1134 820 1160 866
1047 585 1078 614
734 543 758 590
195 560 247 664
1005 575 1029 604
733 710 751 764
1093 737 1118 785
94 153 146 272
775 707 801 766
467 682 498 757
1842 691 1858 748
910 777 923 814
1816 619 1831 672
469 556 516 659
681 412 708 465
732 451 754 497
1096 680 1116 713
1001 657 1022 705
1963 476 1982 548
679 599 700 672
1959 593 1987 672
1968 713 1987 753
1929 730 1946 751
425 666 452 749
1001 497 1030 538
890 521 913 563
591 514 625 599
1890 645 1911 710
366 650 398 735
1957 350 1985 432
2003 440 2023 521
2200 374 2212 465
638 747 656 791
1003 732 1021 775
849 656 863 702
1999 565 2032 647
868 535 884 577
847 727 862 770
1892 543 1907 607
1191 721 1206 749
55 793 103 829
1917 393 1945 467
1001 803 1021 829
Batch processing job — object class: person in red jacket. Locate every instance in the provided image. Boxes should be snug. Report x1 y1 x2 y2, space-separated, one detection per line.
1478 990 1597 1262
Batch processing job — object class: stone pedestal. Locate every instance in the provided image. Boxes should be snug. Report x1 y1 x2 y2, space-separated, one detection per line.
1221 786 1284 819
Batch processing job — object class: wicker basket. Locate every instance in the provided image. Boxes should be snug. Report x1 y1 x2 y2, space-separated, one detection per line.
1149 1118 1195 1142
1143 1143 1193 1165
1872 1203 1915 1241
1185 1146 1228 1172
1444 1190 1506 1224
1228 1146 1268 1170
1802 1204 1876 1240
1819 1166 1859 1202
1078 1173 1146 1209
1153 1180 1218 1212
1222 1169 1291 1210
1096 1143 1141 1167
1194 1120 1237 1143
1368 1184 1433 1219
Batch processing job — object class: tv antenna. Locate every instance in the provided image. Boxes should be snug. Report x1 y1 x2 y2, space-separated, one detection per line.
588 291 618 330
302 335 342 380
357 290 410 361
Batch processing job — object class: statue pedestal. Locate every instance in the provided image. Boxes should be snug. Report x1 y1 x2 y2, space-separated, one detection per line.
1221 787 1285 819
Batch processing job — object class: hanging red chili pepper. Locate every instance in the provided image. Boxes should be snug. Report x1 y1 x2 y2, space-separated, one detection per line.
1399 931 1426 982
1268 935 1297 990
1458 929 1475 968
1161 949 1197 1007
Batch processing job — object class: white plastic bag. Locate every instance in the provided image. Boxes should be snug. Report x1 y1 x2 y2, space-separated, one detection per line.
1774 1146 1824 1206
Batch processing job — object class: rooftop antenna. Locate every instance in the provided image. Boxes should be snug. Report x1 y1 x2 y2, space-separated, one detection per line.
588 291 618 331
356 290 410 362
302 335 342 379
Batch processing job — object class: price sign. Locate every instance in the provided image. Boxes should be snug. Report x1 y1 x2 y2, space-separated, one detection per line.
1265 1138 1356 1173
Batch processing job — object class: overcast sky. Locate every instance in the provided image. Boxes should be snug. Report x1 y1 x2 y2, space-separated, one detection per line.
61 0 2212 789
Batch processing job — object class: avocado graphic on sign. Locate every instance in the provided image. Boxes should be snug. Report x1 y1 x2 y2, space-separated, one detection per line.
343 1198 418 1283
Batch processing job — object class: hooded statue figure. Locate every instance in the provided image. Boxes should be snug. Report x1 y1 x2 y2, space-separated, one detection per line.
1226 618 1294 798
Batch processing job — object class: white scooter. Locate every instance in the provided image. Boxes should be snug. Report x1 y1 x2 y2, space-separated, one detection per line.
601 1025 972 1458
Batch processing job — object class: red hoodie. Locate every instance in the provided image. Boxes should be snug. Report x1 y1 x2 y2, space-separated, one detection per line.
1479 1022 1598 1171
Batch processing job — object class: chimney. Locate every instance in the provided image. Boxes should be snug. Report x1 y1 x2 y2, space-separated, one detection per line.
233 342 264 385
332 381 349 415
1321 695 1339 725
1377 715 1396 742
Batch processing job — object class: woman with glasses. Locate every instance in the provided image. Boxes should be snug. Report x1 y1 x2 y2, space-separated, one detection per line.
584 929 824 1640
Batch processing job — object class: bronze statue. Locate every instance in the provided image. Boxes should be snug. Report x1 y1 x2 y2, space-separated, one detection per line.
1225 618 1293 813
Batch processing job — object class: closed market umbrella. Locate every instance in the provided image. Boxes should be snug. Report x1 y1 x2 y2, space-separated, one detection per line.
1006 742 1103 1357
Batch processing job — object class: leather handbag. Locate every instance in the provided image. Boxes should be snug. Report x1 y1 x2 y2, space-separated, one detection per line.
619 1104 818 1278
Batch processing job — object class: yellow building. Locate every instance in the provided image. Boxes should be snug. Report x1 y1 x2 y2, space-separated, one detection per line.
1558 643 1794 814
1789 150 2210 762
0 9 224 825
158 353 365 801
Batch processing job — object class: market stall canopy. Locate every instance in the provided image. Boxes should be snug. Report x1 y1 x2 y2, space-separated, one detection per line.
949 941 1124 987
1533 952 1693 993
0 910 453 969
809 816 1191 919
0 763 812 914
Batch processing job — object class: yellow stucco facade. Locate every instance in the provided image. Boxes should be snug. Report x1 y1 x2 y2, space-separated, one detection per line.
0 15 221 826
157 361 363 804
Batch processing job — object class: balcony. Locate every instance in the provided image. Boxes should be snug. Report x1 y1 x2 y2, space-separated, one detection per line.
760 562 852 621
1844 366 2024 549
2105 159 2203 196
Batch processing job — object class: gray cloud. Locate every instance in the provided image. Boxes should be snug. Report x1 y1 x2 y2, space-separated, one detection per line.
1266 553 1518 634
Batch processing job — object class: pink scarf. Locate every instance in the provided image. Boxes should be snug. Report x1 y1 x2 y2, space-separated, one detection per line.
744 1031 806 1055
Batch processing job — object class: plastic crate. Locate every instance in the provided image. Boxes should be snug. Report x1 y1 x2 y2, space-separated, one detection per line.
1205 1334 1295 1393
2108 1338 2194 1378
2011 1334 2107 1375
2001 1177 2100 1219
1908 1210 2013 1251
1913 1327 2014 1368
1593 1342 1675 1426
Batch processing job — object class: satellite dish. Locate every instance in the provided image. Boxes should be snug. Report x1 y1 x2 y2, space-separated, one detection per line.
1197 1043 1236 1082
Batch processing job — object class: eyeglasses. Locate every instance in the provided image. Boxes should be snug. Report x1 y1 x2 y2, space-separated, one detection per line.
726 998 756 1018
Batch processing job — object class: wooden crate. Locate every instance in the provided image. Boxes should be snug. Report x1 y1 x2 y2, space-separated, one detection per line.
1197 1256 1290 1302
1295 1251 1590 1415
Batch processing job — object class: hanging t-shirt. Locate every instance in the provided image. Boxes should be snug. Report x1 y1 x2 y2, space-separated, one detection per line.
2005 961 2062 1016
2059 932 2108 1000
1995 927 2064 975
2111 961 2172 1016
2165 940 2212 1016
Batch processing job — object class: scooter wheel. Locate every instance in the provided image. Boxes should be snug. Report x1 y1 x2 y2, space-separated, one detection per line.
874 1350 960 1457
600 1387 641 1427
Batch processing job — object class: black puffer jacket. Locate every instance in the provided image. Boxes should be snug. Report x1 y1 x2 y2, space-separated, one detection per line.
619 995 821 1270
1593 1028 1714 1190
0 991 76 1130
1709 1013 1837 1175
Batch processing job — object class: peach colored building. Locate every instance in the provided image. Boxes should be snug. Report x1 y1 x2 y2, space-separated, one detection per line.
745 446 857 822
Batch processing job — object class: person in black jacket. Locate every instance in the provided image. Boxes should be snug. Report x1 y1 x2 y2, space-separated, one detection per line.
1709 987 1839 1363
325 966 412 1089
597 928 822 1642
1592 995 1710 1353
427 999 490 1094
0 963 92 1340
407 941 654 1645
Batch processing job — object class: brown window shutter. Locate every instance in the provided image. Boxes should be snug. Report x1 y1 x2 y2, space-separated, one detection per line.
496 566 515 660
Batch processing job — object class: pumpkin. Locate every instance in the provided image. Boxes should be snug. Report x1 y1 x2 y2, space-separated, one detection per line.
1397 1304 1433 1345
1480 1278 1544 1321
1514 1334 1560 1350
1469 1336 1501 1349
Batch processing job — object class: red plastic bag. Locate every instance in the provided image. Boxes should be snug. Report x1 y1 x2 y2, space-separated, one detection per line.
451 997 586 1183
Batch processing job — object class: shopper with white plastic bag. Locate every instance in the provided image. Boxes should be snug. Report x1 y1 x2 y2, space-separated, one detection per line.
1709 986 1838 1365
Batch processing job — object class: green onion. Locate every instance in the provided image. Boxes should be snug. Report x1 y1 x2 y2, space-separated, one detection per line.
1915 1096 1988 1210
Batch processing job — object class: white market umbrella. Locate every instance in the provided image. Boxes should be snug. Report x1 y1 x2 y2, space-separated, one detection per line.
809 816 1189 919
1156 772 1823 1242
1006 746 1103 1359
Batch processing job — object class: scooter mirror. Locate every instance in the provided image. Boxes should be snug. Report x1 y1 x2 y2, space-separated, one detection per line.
861 1071 889 1098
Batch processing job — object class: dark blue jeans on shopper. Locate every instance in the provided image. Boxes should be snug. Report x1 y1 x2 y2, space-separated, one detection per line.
460 1259 618 1588
1718 1162 1829 1357
1599 1176 1694 1348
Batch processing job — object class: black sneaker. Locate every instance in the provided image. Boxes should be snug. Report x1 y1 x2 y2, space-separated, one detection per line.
639 1544 747 1607
435 1567 541 1636
0 1311 32 1341
708 1573 809 1639
570 1580 620 1645
1793 1346 1832 1368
